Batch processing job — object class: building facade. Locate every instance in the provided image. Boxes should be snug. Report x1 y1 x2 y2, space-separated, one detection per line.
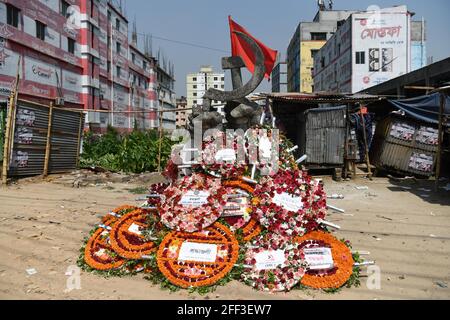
0 0 174 132
157 64 176 131
313 6 427 94
175 96 187 128
271 55 287 92
287 9 355 93
186 65 224 114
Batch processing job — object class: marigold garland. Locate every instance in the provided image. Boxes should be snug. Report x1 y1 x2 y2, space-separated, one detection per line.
101 205 138 225
241 233 306 292
294 231 354 289
159 173 228 232
109 208 163 259
156 222 239 288
84 220 126 271
222 179 261 242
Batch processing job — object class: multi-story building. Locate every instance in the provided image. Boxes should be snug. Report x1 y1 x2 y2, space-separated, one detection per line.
271 54 287 92
157 63 176 131
0 0 172 132
186 66 224 114
175 96 187 128
312 5 427 94
287 8 355 93
411 19 426 72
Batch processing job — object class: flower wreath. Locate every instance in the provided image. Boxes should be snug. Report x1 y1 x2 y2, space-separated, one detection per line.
294 231 354 289
241 233 306 292
146 183 169 207
109 208 163 259
101 205 138 225
159 173 228 232
84 220 126 270
156 222 239 288
251 168 326 238
222 179 262 242
197 130 247 179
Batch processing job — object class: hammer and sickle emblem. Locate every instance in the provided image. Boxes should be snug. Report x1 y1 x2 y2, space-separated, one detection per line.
203 31 266 103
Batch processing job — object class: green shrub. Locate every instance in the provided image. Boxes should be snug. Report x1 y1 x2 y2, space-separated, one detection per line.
80 125 178 173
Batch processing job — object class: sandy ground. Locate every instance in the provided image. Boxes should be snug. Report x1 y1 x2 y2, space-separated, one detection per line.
0 174 449 300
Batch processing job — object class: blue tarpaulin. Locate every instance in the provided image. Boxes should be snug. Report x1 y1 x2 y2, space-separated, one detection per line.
388 93 450 126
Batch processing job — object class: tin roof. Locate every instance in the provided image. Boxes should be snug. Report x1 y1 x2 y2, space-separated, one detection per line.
261 92 384 104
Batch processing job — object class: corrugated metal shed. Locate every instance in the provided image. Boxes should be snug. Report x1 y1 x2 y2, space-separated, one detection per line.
7 100 84 177
371 115 439 176
298 106 347 165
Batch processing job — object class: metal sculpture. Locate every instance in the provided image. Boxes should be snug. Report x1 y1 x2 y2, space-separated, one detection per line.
187 31 266 134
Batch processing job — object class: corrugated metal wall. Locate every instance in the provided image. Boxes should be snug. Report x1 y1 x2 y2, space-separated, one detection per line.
300 106 347 165
371 115 439 176
7 100 84 177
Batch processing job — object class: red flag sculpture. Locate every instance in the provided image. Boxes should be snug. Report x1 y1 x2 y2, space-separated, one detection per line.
228 16 278 80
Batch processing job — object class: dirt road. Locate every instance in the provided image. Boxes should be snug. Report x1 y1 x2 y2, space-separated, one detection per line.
0 175 449 300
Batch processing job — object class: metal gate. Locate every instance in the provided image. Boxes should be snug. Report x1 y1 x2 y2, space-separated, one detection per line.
2 100 84 178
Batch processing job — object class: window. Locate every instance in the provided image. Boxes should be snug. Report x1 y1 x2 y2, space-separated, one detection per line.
116 66 121 77
36 21 46 41
115 18 120 31
311 49 319 59
214 77 218 81
116 41 121 54
107 61 110 73
192 77 197 81
214 85 218 88
143 60 147 70
131 52 135 64
107 10 111 21
221 85 224 89
193 85 197 89
193 100 197 104
193 92 197 97
221 77 224 81
68 38 75 54
356 51 365 64
7 4 20 28
61 0 70 17
311 32 327 41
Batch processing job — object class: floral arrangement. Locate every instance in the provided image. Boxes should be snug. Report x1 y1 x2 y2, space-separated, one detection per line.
77 128 363 295
241 233 306 292
146 183 169 207
163 159 179 182
156 222 239 288
159 173 228 232
221 179 254 229
251 168 326 238
196 130 247 179
84 220 126 271
294 231 354 289
109 208 163 259
101 205 138 225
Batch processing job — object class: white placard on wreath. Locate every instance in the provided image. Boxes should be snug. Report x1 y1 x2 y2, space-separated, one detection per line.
272 192 303 212
178 242 218 262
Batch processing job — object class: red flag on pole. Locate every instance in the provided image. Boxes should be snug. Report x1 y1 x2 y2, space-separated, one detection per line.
228 16 278 80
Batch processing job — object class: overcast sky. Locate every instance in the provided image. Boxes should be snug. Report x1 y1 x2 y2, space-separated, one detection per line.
124 0 450 96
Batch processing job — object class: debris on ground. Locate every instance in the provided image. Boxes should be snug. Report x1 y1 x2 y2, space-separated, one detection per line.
355 186 369 190
49 170 167 188
434 281 448 288
26 268 37 275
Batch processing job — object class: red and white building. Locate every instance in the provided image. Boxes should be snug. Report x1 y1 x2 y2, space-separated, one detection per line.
0 0 168 132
